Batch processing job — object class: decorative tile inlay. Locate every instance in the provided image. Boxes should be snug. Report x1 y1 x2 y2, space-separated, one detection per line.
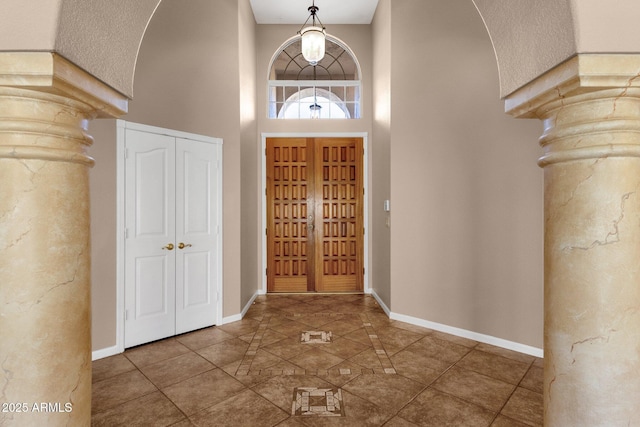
235 303 398 376
301 331 333 344
360 313 396 374
235 314 273 375
292 387 345 417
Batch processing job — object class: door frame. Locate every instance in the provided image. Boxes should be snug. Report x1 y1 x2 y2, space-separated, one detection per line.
115 120 223 354
261 132 370 294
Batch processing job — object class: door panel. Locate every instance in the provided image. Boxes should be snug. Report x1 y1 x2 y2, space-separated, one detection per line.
124 129 176 347
267 137 363 293
314 139 364 292
267 139 313 292
175 138 219 334
135 256 170 318
180 144 211 234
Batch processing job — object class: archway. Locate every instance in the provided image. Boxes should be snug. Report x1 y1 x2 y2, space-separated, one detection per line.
2 1 640 425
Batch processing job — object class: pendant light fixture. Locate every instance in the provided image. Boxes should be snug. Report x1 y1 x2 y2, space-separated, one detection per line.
298 0 326 65
309 101 322 119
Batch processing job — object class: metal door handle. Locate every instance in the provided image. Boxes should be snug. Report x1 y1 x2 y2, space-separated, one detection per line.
178 242 192 249
307 215 314 231
162 243 174 250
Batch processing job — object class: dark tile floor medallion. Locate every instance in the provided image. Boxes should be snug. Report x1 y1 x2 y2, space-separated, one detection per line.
292 387 345 417
301 331 332 344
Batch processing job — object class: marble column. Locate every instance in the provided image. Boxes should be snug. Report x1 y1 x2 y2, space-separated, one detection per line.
506 54 640 426
0 53 126 426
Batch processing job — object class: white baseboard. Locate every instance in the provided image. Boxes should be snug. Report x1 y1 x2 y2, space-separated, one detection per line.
241 291 260 318
369 288 391 316
222 313 242 324
223 290 260 324
92 344 122 361
389 311 544 358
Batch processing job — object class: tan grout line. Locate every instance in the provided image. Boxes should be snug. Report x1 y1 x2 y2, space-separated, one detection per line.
486 357 538 425
382 346 476 425
393 343 541 426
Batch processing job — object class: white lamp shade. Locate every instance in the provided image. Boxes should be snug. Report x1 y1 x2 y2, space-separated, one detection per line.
300 26 326 64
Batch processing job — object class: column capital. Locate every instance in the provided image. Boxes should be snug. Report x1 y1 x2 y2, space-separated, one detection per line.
0 51 128 117
0 52 129 166
505 54 640 119
504 54 640 167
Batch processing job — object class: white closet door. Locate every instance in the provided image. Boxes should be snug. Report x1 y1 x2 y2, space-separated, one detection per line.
124 129 176 348
175 138 220 334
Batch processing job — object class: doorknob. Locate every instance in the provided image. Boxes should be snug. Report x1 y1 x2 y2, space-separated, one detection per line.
162 243 174 250
178 242 192 249
307 215 314 231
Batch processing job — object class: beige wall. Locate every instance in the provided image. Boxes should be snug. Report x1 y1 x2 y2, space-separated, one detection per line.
0 0 61 51
238 0 260 308
570 0 640 53
90 119 118 351
371 0 392 308
388 0 544 348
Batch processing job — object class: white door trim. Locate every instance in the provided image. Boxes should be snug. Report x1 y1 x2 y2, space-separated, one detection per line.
116 120 223 353
260 132 370 295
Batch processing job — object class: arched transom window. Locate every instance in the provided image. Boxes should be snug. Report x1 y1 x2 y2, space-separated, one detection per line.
268 35 361 119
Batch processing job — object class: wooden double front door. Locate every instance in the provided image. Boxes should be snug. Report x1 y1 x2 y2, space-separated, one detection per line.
267 137 364 293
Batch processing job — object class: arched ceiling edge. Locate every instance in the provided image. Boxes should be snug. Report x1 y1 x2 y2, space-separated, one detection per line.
55 0 162 98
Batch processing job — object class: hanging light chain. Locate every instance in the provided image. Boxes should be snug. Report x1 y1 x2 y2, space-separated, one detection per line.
298 0 325 35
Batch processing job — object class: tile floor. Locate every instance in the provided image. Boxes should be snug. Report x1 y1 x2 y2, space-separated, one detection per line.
92 294 543 426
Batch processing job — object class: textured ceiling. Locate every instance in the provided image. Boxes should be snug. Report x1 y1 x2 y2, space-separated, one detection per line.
249 0 379 24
